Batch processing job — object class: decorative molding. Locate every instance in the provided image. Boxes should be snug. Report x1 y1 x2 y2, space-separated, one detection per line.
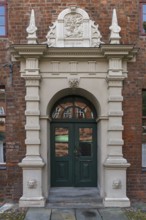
27 179 37 189
25 125 40 131
108 110 123 116
26 9 38 44
25 96 40 101
25 138 40 145
108 139 124 146
10 45 138 62
108 96 123 102
25 110 40 116
68 77 80 88
96 116 109 122
108 125 123 131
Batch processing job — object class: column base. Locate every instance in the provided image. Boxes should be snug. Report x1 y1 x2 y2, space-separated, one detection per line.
104 197 130 207
19 196 46 207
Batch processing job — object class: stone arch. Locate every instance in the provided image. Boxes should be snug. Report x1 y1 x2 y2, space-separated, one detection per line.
47 88 101 118
58 6 89 20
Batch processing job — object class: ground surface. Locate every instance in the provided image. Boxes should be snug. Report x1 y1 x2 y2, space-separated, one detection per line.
0 203 146 220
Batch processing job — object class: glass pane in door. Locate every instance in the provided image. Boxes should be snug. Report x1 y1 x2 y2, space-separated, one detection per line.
79 128 93 156
55 128 69 157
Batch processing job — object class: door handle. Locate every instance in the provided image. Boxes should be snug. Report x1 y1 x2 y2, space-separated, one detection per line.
74 147 81 157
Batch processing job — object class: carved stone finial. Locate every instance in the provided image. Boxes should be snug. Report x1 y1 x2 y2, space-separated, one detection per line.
109 9 121 44
26 9 38 44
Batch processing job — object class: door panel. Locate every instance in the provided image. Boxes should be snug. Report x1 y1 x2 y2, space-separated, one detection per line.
74 124 97 186
51 123 97 187
51 124 73 186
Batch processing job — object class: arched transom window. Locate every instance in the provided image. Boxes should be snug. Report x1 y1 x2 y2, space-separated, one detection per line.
51 96 97 120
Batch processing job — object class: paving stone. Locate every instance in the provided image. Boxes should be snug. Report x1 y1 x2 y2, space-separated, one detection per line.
0 203 14 213
51 209 76 220
76 209 102 220
24 208 51 220
98 208 129 220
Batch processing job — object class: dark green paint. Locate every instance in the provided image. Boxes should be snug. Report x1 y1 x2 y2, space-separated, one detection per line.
51 123 97 187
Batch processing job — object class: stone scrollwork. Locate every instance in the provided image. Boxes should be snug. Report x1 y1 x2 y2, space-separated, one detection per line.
68 77 80 88
27 179 37 189
45 22 57 47
91 20 104 47
112 179 122 189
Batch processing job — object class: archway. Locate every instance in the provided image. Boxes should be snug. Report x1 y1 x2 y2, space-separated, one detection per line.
50 95 97 187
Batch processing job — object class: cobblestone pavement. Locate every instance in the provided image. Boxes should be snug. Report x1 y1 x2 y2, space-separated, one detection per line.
24 207 129 220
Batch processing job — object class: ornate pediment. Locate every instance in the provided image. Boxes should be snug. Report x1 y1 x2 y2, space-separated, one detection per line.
44 6 104 47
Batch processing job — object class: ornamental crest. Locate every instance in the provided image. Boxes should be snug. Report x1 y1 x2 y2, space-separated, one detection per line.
64 14 83 38
44 7 104 47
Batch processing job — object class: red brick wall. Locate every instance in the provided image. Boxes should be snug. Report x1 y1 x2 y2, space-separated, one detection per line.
0 0 146 202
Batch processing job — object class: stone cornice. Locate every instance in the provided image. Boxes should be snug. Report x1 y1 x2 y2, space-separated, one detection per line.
10 44 138 61
10 44 47 58
101 44 139 60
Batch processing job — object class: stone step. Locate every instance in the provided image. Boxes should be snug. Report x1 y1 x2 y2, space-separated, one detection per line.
47 187 103 209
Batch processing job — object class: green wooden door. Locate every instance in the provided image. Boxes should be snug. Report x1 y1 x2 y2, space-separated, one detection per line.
51 123 97 187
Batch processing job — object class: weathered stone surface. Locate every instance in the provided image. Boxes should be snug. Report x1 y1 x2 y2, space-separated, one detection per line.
51 209 76 220
76 209 102 220
24 208 51 220
98 208 128 220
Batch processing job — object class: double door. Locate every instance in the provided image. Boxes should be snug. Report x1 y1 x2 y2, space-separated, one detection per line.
51 123 97 187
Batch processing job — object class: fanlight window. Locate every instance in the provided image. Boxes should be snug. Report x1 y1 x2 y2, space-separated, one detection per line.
51 96 96 119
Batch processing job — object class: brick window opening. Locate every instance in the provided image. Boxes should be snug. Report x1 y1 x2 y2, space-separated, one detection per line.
0 86 6 164
0 0 7 37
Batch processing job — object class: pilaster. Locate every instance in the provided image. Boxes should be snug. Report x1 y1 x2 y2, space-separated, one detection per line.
104 57 130 207
19 57 45 207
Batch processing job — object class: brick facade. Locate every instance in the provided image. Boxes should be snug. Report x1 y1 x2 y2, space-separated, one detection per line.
0 0 146 203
